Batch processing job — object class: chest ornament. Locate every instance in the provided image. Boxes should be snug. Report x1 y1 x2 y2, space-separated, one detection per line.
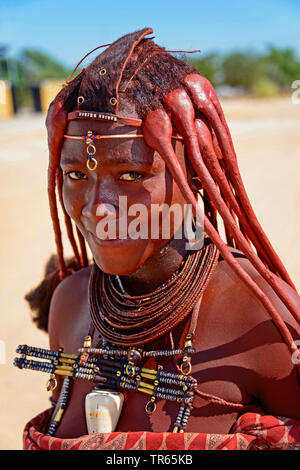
14 244 220 435
14 333 198 435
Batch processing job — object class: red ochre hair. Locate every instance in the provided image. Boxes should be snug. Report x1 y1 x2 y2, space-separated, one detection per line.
26 28 300 368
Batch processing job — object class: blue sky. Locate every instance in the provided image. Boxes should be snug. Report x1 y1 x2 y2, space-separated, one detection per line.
1 0 299 66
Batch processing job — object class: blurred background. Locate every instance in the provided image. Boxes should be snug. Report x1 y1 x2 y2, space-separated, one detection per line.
0 0 299 449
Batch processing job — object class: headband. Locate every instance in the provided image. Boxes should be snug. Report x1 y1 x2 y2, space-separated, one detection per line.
64 110 183 171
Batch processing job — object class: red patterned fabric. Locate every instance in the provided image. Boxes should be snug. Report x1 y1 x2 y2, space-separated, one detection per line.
23 408 300 450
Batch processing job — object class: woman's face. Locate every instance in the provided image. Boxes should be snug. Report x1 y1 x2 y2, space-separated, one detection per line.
60 117 190 275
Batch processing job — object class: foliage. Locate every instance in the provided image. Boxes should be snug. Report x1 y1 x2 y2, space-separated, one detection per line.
188 45 300 97
251 78 279 98
0 48 72 107
188 53 222 86
20 49 71 84
222 51 267 89
264 46 300 89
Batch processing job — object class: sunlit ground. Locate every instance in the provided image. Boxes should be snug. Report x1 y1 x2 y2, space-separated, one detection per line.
0 97 299 449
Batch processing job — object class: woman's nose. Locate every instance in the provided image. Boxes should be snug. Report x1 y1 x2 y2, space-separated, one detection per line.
81 177 121 221
82 201 119 221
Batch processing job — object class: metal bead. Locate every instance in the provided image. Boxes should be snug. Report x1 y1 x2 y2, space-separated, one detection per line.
110 97 117 106
128 348 142 365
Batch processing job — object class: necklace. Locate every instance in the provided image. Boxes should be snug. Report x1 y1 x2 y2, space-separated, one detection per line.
89 241 219 346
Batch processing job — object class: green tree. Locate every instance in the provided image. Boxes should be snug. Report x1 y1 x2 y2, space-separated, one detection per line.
221 51 267 89
20 49 71 84
265 46 300 90
188 53 222 86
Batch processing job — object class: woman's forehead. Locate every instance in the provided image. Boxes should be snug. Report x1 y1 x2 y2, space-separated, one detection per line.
61 120 157 167
61 120 185 168
65 119 140 137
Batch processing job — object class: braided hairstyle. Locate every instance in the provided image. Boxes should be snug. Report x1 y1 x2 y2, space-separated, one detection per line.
26 28 300 369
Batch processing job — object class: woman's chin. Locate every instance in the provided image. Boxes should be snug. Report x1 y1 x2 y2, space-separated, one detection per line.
89 238 168 276
93 259 142 276
91 250 147 276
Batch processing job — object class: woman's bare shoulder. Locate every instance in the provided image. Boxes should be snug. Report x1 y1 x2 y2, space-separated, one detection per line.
216 248 300 316
210 248 300 327
202 249 300 418
208 248 300 371
48 265 92 350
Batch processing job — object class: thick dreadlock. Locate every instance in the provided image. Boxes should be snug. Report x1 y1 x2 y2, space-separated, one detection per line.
26 28 300 370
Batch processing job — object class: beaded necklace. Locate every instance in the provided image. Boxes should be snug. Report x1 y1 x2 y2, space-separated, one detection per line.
89 242 219 346
15 242 220 435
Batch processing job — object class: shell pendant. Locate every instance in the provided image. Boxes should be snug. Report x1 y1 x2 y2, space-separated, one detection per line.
85 388 124 433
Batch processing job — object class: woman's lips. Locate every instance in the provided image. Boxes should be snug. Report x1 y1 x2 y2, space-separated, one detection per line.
88 231 140 247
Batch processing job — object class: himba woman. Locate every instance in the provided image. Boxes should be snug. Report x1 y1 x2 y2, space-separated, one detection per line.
21 28 300 450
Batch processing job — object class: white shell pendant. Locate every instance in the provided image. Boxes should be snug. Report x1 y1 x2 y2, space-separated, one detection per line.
85 389 124 433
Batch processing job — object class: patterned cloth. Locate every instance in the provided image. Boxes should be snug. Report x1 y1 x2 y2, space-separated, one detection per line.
23 408 300 450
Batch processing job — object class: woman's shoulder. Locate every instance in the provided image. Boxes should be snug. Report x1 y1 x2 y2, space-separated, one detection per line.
48 264 92 350
206 247 300 372
210 247 300 324
200 246 299 368
56 264 92 291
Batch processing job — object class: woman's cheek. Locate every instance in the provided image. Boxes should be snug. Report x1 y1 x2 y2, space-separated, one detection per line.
62 184 83 222
142 175 167 205
143 172 185 208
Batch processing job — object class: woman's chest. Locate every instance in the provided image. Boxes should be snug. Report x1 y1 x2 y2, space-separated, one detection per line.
54 307 256 437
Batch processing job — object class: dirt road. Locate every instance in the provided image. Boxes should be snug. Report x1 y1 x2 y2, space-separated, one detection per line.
0 97 299 449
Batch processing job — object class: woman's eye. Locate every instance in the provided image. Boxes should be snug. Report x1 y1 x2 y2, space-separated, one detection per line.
64 170 87 180
119 172 143 182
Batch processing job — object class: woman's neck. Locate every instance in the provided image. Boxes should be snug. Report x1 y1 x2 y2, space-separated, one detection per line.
119 237 188 296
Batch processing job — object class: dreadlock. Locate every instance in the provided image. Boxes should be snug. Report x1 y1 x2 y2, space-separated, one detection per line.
26 28 300 370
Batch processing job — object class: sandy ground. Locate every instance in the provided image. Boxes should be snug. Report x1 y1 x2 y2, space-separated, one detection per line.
0 97 299 450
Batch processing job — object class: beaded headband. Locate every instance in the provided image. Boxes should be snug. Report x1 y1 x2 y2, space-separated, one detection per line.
64 110 183 171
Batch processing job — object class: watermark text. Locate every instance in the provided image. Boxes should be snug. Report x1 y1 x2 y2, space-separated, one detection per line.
291 80 300 104
95 197 204 250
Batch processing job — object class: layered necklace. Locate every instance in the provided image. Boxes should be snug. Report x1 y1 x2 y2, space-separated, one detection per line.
15 242 220 435
89 241 219 347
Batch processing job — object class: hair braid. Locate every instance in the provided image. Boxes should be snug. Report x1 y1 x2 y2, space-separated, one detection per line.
56 168 82 267
30 31 300 367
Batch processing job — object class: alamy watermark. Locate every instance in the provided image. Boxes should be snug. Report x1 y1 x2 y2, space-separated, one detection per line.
95 196 204 250
291 80 300 104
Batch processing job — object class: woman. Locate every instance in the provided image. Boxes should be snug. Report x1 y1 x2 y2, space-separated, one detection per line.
22 28 300 449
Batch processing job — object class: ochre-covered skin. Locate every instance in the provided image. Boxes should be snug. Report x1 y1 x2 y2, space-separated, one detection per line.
48 254 300 436
35 28 300 437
